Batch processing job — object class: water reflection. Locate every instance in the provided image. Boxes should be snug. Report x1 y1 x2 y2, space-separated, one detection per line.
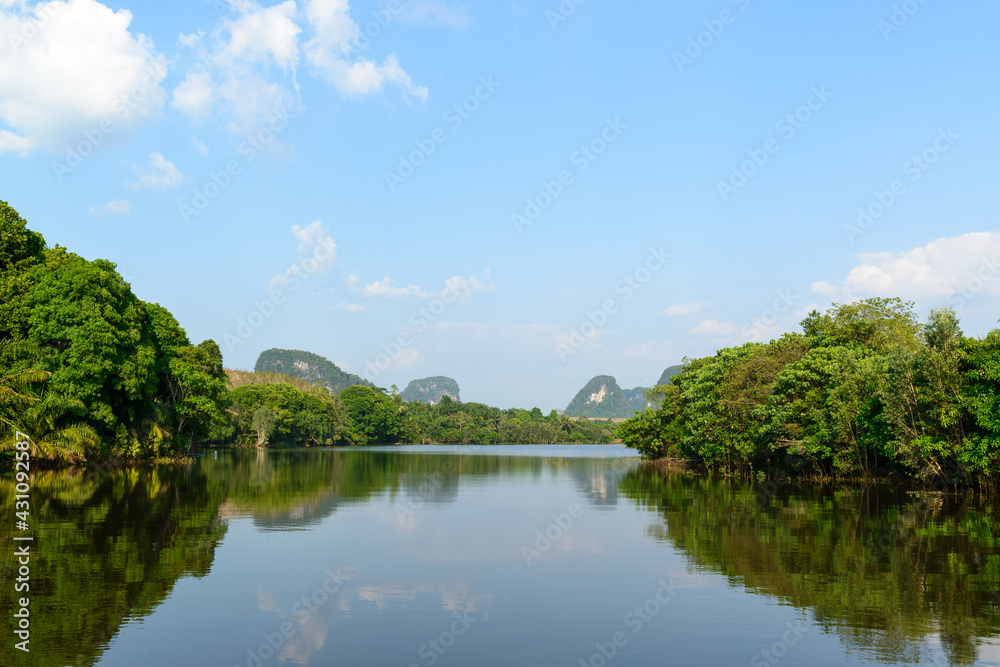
3 448 999 666
0 466 227 667
621 466 1000 666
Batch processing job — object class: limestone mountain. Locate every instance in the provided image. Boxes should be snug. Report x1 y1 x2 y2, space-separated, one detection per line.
656 365 684 386
401 376 461 404
565 376 631 419
580 366 684 417
624 387 653 413
254 349 373 392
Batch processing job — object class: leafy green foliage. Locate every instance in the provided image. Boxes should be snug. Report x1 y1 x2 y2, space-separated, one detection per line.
0 203 238 461
165 339 230 449
340 385 404 444
229 383 350 447
403 398 619 445
0 199 44 273
0 393 98 462
618 301 1000 482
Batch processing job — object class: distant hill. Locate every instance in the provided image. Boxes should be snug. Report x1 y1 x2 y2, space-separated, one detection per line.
401 376 461 404
624 387 653 413
588 366 684 417
254 349 373 392
226 368 330 394
566 376 631 419
656 365 684 386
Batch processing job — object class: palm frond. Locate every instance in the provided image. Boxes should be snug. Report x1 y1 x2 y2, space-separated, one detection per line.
0 368 51 387
34 423 97 462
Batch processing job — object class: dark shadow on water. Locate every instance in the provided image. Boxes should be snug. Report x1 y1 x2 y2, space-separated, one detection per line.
620 465 1000 665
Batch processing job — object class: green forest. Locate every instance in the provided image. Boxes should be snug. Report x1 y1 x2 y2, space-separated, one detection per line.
0 202 617 464
617 297 1000 483
7 197 1000 483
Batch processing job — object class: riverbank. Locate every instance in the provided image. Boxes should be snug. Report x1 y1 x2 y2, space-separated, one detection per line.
616 299 1000 486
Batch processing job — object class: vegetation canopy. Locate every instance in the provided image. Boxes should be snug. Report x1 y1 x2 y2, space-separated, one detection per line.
617 298 1000 484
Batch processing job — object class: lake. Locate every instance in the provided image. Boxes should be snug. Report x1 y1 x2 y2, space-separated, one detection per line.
3 444 1000 666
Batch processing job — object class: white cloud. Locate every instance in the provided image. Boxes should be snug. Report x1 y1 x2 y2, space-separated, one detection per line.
844 233 1000 297
622 339 679 362
172 0 426 135
362 278 433 298
828 232 1000 300
306 44 426 101
177 30 203 49
554 327 606 352
388 346 421 369
0 0 167 154
303 0 356 52
292 220 337 273
269 220 338 289
336 302 365 312
360 271 494 300
397 1 472 28
172 71 215 121
224 0 301 70
740 313 797 344
810 281 840 297
172 0 301 134
690 319 739 336
126 152 182 190
191 135 209 157
441 272 494 303
662 302 707 317
89 199 131 217
304 0 426 101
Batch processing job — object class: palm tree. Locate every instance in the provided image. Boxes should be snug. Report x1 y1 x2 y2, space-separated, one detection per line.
0 393 98 462
0 339 49 431
0 367 49 434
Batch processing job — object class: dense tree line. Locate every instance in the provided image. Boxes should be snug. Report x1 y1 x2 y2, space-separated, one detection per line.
0 201 229 461
618 298 1000 482
0 202 617 463
400 396 619 444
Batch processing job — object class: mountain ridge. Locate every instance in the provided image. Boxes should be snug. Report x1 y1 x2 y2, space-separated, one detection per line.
566 366 683 418
401 376 461 404
254 348 374 392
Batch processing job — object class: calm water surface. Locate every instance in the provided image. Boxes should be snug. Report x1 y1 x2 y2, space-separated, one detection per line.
3 445 1000 666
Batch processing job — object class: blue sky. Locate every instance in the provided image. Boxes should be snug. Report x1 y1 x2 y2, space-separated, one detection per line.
2 0 998 411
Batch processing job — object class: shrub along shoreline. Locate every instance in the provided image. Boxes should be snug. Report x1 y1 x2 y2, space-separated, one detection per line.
617 298 1000 486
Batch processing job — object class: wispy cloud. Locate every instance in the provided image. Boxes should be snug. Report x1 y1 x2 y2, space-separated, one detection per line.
359 270 494 300
126 152 182 190
171 0 427 135
397 1 473 28
662 302 708 317
191 135 209 157
690 319 739 336
336 302 365 312
89 199 131 217
269 220 338 290
362 278 433 298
